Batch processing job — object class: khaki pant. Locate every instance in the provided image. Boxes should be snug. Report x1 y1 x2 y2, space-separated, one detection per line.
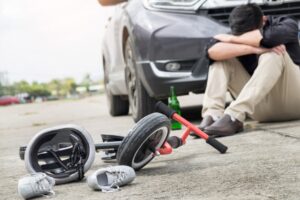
202 52 300 122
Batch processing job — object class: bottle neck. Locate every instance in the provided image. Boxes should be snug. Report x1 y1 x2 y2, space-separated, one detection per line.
170 86 176 98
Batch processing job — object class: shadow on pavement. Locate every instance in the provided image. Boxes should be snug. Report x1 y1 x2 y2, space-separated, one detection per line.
181 105 202 122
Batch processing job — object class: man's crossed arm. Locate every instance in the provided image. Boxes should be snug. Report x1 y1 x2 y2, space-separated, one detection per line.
208 29 286 61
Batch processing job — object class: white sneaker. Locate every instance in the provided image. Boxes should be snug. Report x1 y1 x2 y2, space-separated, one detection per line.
18 173 55 199
87 165 136 192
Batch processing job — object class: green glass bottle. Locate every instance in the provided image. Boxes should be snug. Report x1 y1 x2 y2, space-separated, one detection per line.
168 86 182 130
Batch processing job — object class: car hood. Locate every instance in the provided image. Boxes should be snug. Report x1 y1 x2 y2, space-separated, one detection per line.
200 0 300 9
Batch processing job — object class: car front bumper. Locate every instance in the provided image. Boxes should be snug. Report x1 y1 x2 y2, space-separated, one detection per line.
137 60 209 98
126 3 230 98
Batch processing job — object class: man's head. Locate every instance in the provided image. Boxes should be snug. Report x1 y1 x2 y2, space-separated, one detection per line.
229 4 264 35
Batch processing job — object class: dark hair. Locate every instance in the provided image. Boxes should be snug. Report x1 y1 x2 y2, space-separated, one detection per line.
229 4 263 35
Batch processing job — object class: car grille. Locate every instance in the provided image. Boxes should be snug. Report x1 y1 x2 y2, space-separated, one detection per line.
204 2 300 25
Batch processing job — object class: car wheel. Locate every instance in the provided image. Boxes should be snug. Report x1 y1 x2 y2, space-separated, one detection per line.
125 38 157 122
103 60 129 116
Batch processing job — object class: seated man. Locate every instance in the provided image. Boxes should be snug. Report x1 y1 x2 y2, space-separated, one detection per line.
199 3 300 136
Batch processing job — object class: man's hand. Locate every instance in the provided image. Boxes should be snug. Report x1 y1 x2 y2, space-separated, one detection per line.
214 34 234 43
271 44 286 55
253 44 286 55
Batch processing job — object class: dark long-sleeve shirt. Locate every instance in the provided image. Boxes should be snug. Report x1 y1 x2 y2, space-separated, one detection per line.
207 15 300 75
261 16 300 66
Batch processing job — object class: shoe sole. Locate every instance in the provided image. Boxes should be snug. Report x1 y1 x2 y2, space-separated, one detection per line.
204 127 244 137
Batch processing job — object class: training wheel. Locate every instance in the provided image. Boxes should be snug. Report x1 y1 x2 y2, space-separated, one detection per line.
117 113 170 171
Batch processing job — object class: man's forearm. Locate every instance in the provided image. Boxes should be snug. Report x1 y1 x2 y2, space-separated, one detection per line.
230 30 263 47
208 42 262 61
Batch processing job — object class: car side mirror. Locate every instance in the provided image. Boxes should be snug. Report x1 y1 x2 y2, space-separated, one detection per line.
98 0 127 6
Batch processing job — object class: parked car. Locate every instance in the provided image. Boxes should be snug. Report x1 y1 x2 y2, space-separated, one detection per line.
98 0 300 122
0 96 20 106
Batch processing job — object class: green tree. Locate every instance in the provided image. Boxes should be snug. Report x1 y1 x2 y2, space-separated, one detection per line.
0 82 4 96
48 79 63 97
13 81 50 97
0 71 8 96
62 78 77 96
14 81 31 93
81 74 93 92
29 82 51 97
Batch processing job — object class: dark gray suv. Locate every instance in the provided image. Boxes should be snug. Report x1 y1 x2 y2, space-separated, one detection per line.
99 0 300 122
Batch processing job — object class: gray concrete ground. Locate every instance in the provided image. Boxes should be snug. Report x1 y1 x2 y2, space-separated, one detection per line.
0 94 299 200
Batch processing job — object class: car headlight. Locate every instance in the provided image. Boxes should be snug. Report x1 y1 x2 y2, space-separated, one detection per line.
143 0 207 12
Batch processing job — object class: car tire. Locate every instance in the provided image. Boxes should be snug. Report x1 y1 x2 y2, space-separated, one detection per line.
103 60 129 116
108 91 129 116
125 37 157 122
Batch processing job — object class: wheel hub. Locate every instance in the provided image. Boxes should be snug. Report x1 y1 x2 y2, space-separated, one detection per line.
125 42 138 118
131 127 168 169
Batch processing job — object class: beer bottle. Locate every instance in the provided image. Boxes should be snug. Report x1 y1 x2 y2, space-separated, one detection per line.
168 86 182 130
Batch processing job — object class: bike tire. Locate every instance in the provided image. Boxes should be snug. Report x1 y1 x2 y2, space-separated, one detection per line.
117 113 170 170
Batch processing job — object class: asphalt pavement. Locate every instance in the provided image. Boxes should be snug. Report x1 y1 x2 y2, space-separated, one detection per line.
0 94 299 200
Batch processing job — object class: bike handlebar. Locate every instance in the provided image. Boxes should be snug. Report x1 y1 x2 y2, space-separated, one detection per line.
155 101 228 154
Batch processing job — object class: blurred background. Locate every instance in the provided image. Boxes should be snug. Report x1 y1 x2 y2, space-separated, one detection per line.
0 0 112 103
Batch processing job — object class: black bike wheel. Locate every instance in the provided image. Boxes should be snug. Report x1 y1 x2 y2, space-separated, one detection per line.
117 113 170 170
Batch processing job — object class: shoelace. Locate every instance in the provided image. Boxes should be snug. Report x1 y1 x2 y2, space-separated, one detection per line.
100 168 127 193
31 173 55 197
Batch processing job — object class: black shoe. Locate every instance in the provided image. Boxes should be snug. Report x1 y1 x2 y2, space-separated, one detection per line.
204 115 243 137
190 116 214 138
